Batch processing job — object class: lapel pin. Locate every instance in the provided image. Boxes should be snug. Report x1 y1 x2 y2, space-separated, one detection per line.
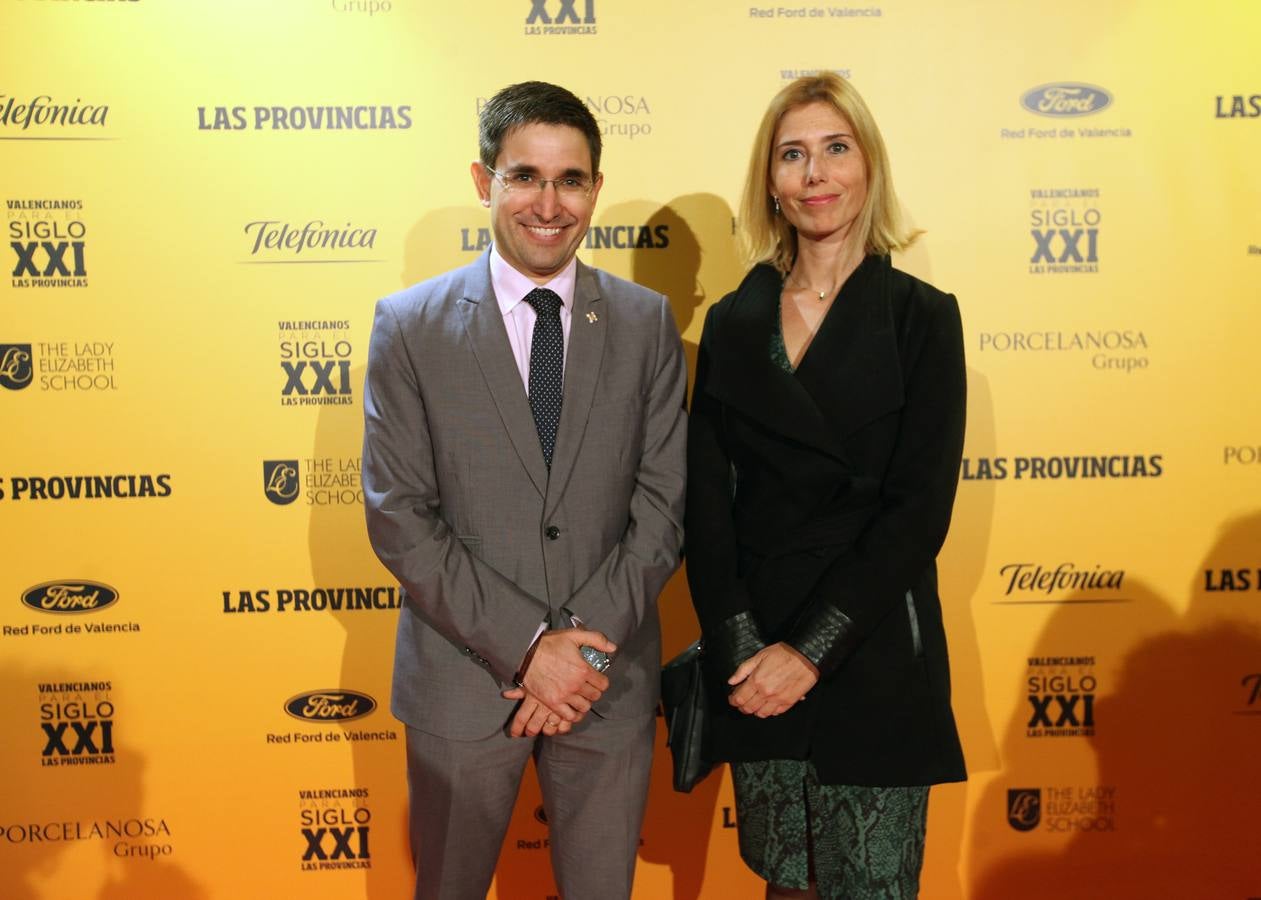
586 311 599 324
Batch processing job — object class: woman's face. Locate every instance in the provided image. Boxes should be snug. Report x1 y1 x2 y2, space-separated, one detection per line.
769 101 868 246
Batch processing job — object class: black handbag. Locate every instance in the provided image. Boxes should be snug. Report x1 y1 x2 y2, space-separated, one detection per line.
660 639 714 792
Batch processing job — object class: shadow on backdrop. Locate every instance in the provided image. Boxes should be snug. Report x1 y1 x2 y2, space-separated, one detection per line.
632 194 741 897
97 745 209 900
309 354 411 900
0 662 208 900
894 229 1000 899
969 512 1261 899
305 207 498 899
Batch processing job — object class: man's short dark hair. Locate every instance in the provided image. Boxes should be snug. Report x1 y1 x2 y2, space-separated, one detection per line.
479 81 602 174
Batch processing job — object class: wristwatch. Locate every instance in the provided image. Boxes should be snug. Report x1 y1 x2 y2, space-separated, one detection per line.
563 607 613 673
579 644 612 673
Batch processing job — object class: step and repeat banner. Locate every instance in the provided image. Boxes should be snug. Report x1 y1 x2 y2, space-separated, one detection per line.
2 1 1259 898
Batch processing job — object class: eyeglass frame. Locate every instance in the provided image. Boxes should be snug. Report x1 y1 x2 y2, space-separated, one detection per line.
483 165 598 199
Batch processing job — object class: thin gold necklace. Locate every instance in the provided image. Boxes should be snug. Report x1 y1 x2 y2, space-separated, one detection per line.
783 272 832 302
785 254 861 302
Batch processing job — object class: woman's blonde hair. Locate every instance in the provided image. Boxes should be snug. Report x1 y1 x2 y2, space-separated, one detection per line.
739 72 920 273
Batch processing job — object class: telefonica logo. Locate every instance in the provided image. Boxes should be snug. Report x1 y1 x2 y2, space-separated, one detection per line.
0 95 109 132
285 690 377 723
22 581 119 614
1021 84 1112 118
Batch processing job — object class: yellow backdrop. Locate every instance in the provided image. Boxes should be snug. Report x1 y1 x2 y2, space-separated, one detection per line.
3 1 1259 898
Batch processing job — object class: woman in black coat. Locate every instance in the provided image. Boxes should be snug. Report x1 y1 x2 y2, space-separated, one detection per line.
685 72 967 899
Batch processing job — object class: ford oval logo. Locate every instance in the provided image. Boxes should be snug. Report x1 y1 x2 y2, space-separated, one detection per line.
1021 83 1112 118
284 690 377 723
22 581 119 615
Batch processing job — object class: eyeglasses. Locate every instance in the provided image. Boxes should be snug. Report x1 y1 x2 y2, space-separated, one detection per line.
485 165 595 198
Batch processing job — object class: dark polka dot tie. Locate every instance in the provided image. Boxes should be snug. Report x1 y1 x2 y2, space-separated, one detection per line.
524 287 564 468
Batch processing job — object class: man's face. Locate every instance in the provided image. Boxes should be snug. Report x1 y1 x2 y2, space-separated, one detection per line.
471 122 603 285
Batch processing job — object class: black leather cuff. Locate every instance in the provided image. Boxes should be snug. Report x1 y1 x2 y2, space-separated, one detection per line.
787 604 858 677
709 610 767 677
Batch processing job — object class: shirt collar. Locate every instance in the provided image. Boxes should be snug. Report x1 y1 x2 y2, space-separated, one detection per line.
489 244 578 316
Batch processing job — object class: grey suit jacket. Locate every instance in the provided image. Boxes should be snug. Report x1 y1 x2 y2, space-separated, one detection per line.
363 251 687 740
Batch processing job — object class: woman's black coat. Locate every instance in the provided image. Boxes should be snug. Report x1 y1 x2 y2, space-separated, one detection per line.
684 254 967 786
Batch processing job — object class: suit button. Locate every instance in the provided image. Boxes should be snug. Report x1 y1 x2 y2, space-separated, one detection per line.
545 526 561 541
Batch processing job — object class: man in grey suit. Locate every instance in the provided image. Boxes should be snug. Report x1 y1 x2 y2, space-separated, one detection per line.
362 81 687 899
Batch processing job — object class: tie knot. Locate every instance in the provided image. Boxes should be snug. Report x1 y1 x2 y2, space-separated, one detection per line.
523 287 562 318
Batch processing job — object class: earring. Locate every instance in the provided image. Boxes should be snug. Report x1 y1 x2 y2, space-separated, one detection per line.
772 196 780 214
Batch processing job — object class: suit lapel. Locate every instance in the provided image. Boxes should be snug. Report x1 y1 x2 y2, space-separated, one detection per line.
545 261 606 516
456 255 549 497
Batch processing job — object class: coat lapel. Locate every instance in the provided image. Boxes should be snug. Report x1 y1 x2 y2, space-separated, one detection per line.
703 265 843 458
545 260 606 516
455 254 549 497
794 254 904 441
703 256 904 457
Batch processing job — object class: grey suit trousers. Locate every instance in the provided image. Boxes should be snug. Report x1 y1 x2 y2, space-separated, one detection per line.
405 713 656 900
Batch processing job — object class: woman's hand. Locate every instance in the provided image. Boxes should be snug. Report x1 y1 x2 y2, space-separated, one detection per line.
727 642 820 718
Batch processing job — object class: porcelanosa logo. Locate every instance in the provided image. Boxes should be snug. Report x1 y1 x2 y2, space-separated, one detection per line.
1224 445 1261 466
524 0 596 34
0 344 33 390
279 320 353 407
977 327 1150 375
285 690 377 723
22 581 119 615
1021 83 1112 118
300 787 373 871
331 0 391 14
586 94 653 140
0 95 109 136
473 93 652 140
0 818 174 863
